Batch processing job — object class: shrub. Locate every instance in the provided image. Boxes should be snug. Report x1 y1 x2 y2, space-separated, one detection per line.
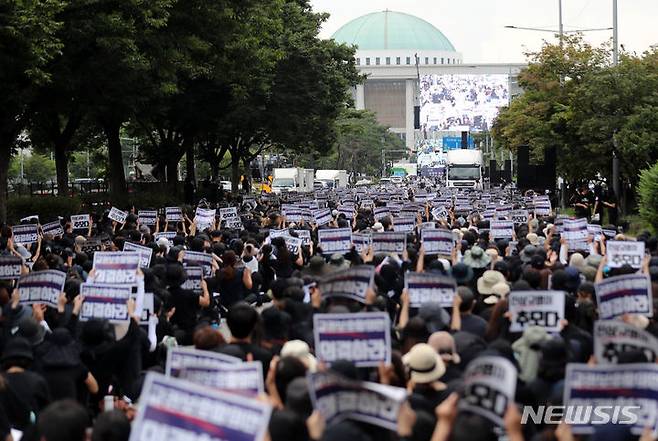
638 162 658 233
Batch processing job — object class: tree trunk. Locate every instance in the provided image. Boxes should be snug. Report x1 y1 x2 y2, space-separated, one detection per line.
54 141 69 196
166 156 179 190
185 141 195 183
242 157 252 193
230 152 240 194
0 145 9 224
102 122 127 205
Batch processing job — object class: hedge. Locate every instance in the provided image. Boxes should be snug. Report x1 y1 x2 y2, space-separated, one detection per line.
7 196 84 224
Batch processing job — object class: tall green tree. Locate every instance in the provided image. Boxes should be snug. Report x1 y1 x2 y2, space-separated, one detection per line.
0 0 64 222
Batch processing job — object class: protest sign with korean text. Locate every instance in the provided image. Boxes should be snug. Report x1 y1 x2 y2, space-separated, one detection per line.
129 372 272 441
563 363 658 436
79 283 134 323
181 266 203 294
405 272 457 307
508 290 565 332
154 231 176 247
293 229 312 246
123 242 152 269
17 270 66 307
489 220 514 240
510 209 529 225
596 274 652 320
183 251 213 278
108 207 128 224
178 362 264 396
606 240 645 269
421 228 454 256
319 266 374 303
318 228 352 255
0 256 22 280
138 210 157 226
42 221 64 237
194 207 216 230
563 218 589 251
71 214 90 230
92 252 139 284
313 208 332 226
308 371 406 431
12 224 38 245
393 216 415 233
165 207 182 222
594 320 658 364
459 356 517 427
371 232 406 254
165 347 241 377
352 233 372 253
374 207 390 221
314 312 391 367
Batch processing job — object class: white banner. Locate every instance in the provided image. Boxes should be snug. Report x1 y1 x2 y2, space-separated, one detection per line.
421 228 454 256
607 241 645 269
594 320 658 364
508 290 565 332
18 270 66 307
490 220 514 240
371 232 406 254
123 242 152 269
12 224 39 245
92 252 140 284
108 207 128 224
319 266 374 303
595 274 653 320
165 347 241 377
318 228 352 255
404 272 456 307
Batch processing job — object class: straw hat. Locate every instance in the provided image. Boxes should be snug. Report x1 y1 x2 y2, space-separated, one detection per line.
402 343 446 383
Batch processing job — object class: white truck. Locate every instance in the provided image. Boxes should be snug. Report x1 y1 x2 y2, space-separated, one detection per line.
314 169 348 189
446 149 483 189
272 168 314 193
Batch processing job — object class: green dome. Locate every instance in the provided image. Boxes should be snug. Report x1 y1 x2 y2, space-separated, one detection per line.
332 11 456 51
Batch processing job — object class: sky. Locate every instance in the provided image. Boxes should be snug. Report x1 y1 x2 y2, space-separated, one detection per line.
310 0 658 63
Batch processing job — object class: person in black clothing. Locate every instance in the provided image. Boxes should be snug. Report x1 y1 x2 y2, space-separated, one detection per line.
218 302 272 373
570 185 594 220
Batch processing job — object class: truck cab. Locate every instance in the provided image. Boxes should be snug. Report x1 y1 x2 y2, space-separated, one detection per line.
446 150 483 189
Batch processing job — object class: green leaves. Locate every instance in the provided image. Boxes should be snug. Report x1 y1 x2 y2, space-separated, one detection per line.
638 162 658 233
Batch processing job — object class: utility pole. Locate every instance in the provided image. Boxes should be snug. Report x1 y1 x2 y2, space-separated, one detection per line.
558 0 564 47
611 0 621 208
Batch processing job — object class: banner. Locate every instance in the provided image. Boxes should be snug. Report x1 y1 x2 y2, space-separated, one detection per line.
393 217 416 233
421 228 454 256
195 208 216 230
123 242 152 269
563 218 589 251
81 238 102 254
12 224 38 245
371 232 406 254
404 272 456 307
564 363 658 436
533 196 551 216
183 251 213 278
283 235 303 255
181 266 203 294
587 223 602 238
108 207 127 224
178 362 264 396
431 206 448 221
594 320 658 364
165 207 183 223
606 241 645 269
92 252 139 284
419 222 436 231
459 356 517 427
20 215 39 224
596 274 652 320
79 283 134 323
313 208 332 226
129 373 272 441
0 256 22 280
154 232 176 247
17 270 66 307
510 209 529 225
319 266 374 303
337 205 354 218
138 210 158 226
166 347 241 377
489 220 514 240
374 207 390 221
293 229 312 246
508 290 565 332
308 371 406 431
352 233 372 253
318 228 352 255
42 220 64 237
219 207 239 222
314 312 391 367
71 214 90 230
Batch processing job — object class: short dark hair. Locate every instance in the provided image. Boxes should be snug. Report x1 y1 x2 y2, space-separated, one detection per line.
226 302 259 339
92 410 130 441
37 400 89 441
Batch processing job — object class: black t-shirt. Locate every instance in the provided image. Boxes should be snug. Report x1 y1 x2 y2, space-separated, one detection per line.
170 286 201 332
572 191 593 218
3 370 51 429
41 365 89 402
219 343 272 374
460 313 488 338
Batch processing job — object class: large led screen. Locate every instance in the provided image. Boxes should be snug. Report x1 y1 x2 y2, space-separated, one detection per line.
420 74 509 132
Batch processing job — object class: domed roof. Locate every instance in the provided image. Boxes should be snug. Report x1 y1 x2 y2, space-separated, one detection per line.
332 10 456 52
